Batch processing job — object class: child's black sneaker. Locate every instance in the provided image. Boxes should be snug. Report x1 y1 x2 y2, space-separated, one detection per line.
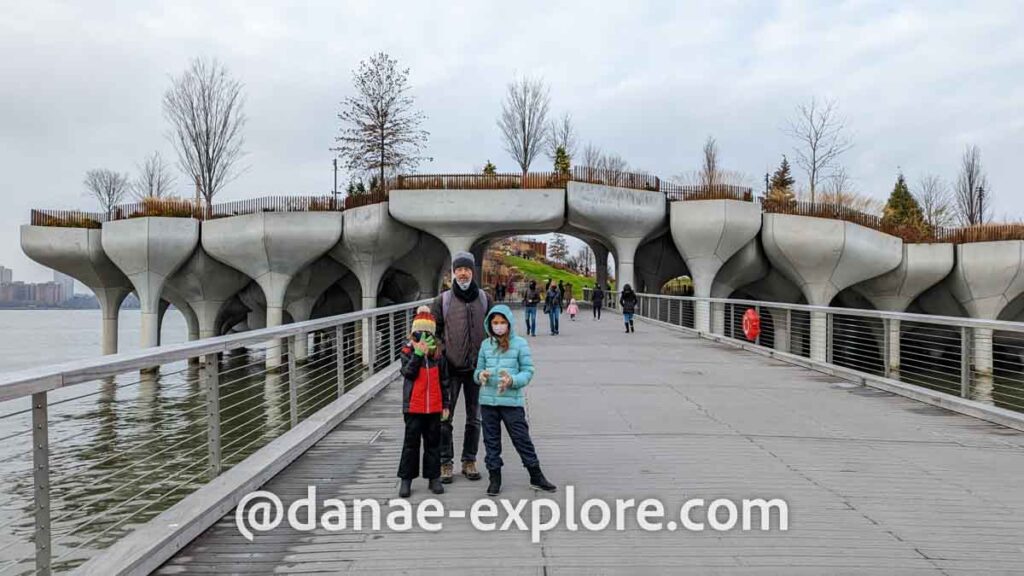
428 478 445 494
486 469 502 496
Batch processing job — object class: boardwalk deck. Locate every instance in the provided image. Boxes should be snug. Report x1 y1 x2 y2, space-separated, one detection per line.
159 311 1024 575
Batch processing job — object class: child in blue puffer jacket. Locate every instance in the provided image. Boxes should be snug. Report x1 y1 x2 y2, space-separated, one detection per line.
474 304 557 496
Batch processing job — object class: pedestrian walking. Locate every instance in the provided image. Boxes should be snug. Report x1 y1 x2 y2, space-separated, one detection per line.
620 284 638 333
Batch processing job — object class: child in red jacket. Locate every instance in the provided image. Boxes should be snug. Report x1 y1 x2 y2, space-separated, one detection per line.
398 306 451 497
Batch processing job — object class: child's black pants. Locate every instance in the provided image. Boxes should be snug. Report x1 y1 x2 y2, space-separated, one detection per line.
398 413 441 479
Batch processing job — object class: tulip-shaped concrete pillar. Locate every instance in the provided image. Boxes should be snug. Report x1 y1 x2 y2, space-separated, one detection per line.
330 203 417 311
21 225 133 355
762 214 902 363
588 241 610 291
285 257 348 361
390 188 566 279
393 232 448 299
165 247 252 340
947 241 1024 403
670 200 761 334
101 218 200 349
567 182 666 296
203 212 342 368
709 239 770 334
854 243 955 378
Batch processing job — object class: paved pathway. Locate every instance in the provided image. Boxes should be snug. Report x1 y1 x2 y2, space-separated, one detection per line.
160 310 1024 575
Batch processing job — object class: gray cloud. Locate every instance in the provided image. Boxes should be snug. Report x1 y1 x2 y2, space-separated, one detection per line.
2 0 1022 282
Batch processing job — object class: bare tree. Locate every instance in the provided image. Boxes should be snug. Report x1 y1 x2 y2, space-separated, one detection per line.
132 151 177 200
498 76 550 175
334 52 430 193
580 143 603 169
84 169 130 215
824 166 854 196
916 174 955 228
546 112 577 161
699 136 721 188
786 97 853 203
954 145 991 225
163 57 246 204
600 153 629 185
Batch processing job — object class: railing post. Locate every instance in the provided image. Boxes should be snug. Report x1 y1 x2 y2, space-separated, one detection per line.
960 326 972 399
202 354 221 478
288 335 299 427
882 318 891 378
755 304 761 346
826 312 834 364
785 309 792 354
32 392 51 576
363 315 376 376
336 325 346 397
389 312 397 363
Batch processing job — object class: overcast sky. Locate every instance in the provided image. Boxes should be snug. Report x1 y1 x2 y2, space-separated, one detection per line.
2 0 1022 284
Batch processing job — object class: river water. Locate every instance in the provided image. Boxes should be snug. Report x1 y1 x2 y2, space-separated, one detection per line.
0 309 348 573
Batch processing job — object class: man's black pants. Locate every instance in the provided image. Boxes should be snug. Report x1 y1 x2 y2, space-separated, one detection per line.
440 370 480 465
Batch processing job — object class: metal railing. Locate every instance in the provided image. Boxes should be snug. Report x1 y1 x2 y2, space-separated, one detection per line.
584 289 1024 418
396 173 565 190
661 182 754 202
0 299 427 574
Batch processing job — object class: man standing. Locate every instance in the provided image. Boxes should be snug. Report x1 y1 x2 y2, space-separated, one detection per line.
432 251 492 483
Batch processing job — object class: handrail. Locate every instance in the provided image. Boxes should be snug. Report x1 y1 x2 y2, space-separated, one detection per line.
584 289 1024 334
0 299 431 403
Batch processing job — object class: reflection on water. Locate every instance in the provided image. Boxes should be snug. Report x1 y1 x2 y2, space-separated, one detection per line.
0 343 350 573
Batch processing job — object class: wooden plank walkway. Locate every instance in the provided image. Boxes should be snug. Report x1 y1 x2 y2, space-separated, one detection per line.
159 310 1024 575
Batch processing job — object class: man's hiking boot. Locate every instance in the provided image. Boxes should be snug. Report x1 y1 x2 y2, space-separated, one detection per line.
462 460 482 481
441 462 454 484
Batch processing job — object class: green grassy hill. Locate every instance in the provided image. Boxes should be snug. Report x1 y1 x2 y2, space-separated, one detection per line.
502 255 611 300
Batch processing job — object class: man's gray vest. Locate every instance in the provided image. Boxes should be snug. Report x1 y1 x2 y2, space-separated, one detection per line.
440 290 490 372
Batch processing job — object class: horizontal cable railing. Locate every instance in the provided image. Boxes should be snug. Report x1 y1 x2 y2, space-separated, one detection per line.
584 289 1024 419
0 299 425 574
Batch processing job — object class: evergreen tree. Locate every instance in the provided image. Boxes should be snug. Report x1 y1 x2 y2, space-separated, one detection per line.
767 155 795 204
346 179 367 196
553 146 571 178
483 160 497 175
548 233 569 263
882 172 926 229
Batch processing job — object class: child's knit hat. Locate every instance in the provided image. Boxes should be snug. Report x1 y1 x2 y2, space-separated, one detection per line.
411 305 436 335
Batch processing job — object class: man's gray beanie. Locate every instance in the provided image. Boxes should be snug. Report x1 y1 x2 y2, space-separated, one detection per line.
452 251 475 271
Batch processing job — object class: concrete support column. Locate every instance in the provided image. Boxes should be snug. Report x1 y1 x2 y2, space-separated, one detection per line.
266 305 284 368
612 238 641 295
102 307 119 355
765 308 791 354
810 311 828 363
97 290 129 355
593 244 609 290
887 319 901 378
972 327 994 404
710 301 724 335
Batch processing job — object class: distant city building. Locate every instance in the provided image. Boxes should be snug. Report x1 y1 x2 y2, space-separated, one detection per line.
54 271 75 302
0 279 68 307
0 265 12 285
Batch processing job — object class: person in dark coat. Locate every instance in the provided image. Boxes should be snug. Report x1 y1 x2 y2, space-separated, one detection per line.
397 306 451 497
620 284 638 333
544 284 561 335
591 284 605 320
522 279 541 337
